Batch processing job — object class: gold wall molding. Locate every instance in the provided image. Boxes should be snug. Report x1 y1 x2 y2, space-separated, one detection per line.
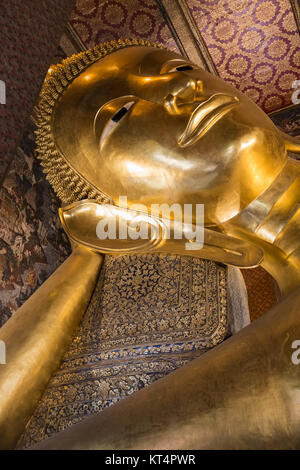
291 0 300 34
60 23 85 55
156 0 218 74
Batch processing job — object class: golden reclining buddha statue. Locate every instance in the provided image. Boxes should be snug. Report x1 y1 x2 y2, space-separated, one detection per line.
1 39 300 450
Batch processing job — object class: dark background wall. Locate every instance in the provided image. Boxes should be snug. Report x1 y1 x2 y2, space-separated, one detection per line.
0 0 77 183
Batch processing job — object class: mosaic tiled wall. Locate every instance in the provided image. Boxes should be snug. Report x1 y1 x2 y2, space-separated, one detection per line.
0 122 71 327
0 0 76 182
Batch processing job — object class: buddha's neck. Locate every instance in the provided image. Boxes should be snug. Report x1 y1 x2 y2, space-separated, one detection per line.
223 157 300 296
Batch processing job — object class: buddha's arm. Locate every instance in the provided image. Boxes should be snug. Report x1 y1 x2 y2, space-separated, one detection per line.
32 286 300 450
0 246 103 450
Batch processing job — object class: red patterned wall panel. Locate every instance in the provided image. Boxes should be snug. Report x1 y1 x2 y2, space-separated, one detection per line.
242 267 279 321
70 0 179 51
186 0 300 112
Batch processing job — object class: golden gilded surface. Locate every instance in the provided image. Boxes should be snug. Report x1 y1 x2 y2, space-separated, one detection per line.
36 39 161 205
40 42 300 295
45 44 287 227
60 199 263 268
1 41 300 449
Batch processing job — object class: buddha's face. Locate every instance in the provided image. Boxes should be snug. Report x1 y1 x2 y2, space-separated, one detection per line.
53 46 286 225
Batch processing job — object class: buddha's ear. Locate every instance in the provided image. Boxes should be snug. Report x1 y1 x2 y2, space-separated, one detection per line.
279 130 300 154
59 199 263 268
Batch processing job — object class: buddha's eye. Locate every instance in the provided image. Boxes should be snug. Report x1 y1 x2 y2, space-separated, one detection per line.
112 106 129 122
99 100 135 150
175 65 194 72
160 62 197 74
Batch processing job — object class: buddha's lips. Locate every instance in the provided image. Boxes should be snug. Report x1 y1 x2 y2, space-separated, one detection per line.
178 93 239 148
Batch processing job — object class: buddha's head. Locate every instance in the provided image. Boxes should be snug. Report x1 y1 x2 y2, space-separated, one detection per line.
37 40 287 226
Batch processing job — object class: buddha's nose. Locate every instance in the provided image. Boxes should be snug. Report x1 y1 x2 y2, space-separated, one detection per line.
163 78 204 115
